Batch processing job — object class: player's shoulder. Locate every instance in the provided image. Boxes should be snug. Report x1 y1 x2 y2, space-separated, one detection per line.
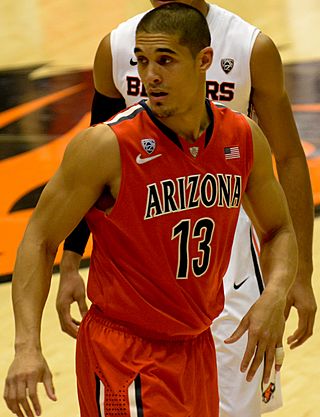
73 124 116 150
208 3 256 29
60 124 119 179
210 101 251 133
251 32 281 60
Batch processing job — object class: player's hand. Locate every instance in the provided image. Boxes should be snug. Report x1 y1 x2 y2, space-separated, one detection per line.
224 290 286 384
284 278 317 349
4 350 56 417
56 252 88 338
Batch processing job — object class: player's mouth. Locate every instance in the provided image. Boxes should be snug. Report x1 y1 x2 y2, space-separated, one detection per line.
148 89 169 102
150 91 168 97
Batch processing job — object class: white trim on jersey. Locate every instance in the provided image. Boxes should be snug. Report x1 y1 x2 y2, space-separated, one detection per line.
98 379 105 416
105 102 143 125
128 380 138 417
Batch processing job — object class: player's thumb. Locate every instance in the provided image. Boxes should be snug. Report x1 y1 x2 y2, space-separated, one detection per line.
224 318 248 344
43 370 57 401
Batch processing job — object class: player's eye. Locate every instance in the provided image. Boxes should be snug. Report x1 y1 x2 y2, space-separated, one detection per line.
158 56 173 65
137 56 148 65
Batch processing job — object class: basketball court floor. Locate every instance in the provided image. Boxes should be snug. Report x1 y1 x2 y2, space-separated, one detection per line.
0 1 319 416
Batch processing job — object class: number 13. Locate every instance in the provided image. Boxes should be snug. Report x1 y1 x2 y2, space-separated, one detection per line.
171 218 215 279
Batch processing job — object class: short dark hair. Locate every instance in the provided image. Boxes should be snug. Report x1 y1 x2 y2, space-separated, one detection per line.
136 3 211 57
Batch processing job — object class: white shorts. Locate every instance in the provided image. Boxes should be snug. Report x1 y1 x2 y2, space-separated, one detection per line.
211 207 282 417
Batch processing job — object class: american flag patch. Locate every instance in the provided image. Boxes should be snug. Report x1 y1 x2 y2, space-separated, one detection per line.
224 146 240 160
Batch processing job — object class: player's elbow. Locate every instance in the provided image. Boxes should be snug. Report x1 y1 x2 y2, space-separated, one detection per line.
274 147 308 168
20 224 59 261
262 221 298 271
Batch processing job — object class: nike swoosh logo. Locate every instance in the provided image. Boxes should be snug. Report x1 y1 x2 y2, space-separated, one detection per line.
233 277 249 290
130 58 138 66
136 153 162 164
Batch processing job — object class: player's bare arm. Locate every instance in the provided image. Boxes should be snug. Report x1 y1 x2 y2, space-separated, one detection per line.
57 34 126 338
225 118 298 384
93 33 122 98
4 124 120 417
250 32 316 348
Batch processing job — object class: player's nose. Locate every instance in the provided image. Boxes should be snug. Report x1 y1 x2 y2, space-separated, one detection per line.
144 62 162 85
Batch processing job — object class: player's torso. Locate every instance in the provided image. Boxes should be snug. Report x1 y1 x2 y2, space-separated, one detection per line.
85 101 253 338
110 4 260 113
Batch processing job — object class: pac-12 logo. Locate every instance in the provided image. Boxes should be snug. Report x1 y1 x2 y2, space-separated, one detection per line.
141 139 156 154
221 58 235 74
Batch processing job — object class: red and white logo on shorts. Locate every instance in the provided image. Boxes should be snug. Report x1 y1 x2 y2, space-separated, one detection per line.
262 382 275 403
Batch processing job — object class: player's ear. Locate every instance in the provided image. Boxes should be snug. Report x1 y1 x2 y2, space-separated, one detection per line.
199 47 213 72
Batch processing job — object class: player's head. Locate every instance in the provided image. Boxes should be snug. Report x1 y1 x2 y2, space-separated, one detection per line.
135 3 212 119
138 2 210 58
136 2 211 56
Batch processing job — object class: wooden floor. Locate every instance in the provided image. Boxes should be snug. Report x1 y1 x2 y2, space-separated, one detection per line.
0 1 319 416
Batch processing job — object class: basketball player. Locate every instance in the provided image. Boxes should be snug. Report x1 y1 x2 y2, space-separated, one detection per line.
56 1 316 416
4 5 298 417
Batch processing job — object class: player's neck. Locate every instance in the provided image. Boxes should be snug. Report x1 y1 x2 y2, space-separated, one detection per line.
191 1 210 16
201 2 210 17
161 101 210 144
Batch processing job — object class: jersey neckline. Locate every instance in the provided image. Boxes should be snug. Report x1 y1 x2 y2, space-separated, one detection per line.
139 99 214 153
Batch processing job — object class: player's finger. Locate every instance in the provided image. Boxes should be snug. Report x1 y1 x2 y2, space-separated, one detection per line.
57 307 78 338
7 402 24 417
283 301 292 321
17 379 34 417
274 346 285 372
77 297 89 318
66 322 79 338
246 342 266 382
19 397 34 417
4 378 24 417
27 377 41 417
240 335 258 375
43 369 57 402
288 310 308 344
288 330 311 349
287 313 315 349
262 346 276 383
287 327 303 346
224 317 248 344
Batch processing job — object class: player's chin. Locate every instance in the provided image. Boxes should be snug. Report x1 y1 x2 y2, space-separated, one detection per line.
149 94 168 105
147 91 169 108
150 103 175 119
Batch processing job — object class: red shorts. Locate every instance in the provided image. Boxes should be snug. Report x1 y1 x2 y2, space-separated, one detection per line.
76 306 219 417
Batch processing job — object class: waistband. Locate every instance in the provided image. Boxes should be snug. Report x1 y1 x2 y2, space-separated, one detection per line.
87 304 211 343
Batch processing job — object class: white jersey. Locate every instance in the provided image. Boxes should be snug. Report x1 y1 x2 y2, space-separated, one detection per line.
110 4 281 417
111 4 258 114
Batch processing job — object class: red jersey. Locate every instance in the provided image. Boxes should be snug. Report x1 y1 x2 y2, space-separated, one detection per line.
85 100 253 339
